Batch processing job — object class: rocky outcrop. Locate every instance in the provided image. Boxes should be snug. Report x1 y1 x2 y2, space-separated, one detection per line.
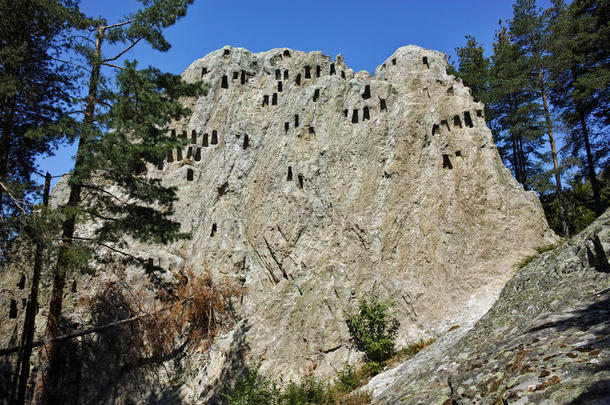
1 45 556 402
366 210 610 404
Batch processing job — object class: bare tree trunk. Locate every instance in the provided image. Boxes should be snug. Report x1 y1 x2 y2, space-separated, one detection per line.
538 70 569 236
10 173 52 405
580 113 603 215
32 27 104 405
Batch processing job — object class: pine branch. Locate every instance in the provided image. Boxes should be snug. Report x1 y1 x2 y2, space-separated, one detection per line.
103 37 143 63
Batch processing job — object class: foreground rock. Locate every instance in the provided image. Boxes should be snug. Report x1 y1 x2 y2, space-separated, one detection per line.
366 210 610 404
2 45 555 402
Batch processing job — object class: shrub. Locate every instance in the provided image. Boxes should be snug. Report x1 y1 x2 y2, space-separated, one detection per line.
346 287 399 368
280 375 330 404
223 363 280 405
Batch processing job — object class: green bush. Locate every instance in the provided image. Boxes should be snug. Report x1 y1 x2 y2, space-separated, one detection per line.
223 363 280 405
335 363 359 392
281 375 330 404
346 287 399 368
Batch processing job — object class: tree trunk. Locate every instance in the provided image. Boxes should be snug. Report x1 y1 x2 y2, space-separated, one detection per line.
517 135 528 190
0 98 16 218
538 70 569 235
9 173 52 405
579 113 603 215
32 27 104 405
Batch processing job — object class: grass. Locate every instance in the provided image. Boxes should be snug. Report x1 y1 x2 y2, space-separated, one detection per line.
516 242 561 269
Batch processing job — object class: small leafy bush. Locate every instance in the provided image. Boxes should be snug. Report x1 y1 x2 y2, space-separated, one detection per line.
281 375 330 404
346 287 399 369
223 363 280 405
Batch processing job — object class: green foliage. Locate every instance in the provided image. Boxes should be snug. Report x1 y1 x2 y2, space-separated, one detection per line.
0 0 80 252
453 35 491 104
452 0 609 232
517 242 561 270
223 363 373 405
346 287 400 368
223 364 281 405
335 364 360 392
282 375 331 404
542 166 610 236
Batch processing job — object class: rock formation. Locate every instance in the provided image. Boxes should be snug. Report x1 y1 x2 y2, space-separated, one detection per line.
365 209 610 404
1 45 557 402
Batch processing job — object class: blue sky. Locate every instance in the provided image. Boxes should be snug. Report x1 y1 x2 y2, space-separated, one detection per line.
39 0 553 186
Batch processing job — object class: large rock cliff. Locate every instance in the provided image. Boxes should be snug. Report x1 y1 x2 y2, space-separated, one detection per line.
365 209 610 404
1 45 556 402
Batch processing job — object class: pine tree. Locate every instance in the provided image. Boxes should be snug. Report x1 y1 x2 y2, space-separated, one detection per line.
548 0 609 215
32 1 206 403
454 35 491 105
489 24 545 190
0 0 79 252
510 0 570 235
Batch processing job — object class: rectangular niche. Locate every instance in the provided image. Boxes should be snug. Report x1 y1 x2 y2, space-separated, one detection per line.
362 85 371 99
464 111 474 128
442 154 453 169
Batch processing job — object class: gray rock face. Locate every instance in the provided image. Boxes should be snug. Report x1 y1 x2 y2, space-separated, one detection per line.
366 210 610 404
1 45 556 402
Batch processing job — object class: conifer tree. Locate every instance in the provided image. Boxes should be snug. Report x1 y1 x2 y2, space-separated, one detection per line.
548 0 609 215
510 0 570 235
0 0 79 252
33 1 206 403
454 35 491 105
489 25 544 189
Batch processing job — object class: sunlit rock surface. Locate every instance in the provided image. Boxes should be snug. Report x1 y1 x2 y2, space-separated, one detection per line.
1 45 557 403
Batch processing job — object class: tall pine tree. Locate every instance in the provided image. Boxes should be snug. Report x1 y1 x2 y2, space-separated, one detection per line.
489 24 545 190
0 0 80 252
548 0 609 215
510 0 570 235
32 1 206 403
